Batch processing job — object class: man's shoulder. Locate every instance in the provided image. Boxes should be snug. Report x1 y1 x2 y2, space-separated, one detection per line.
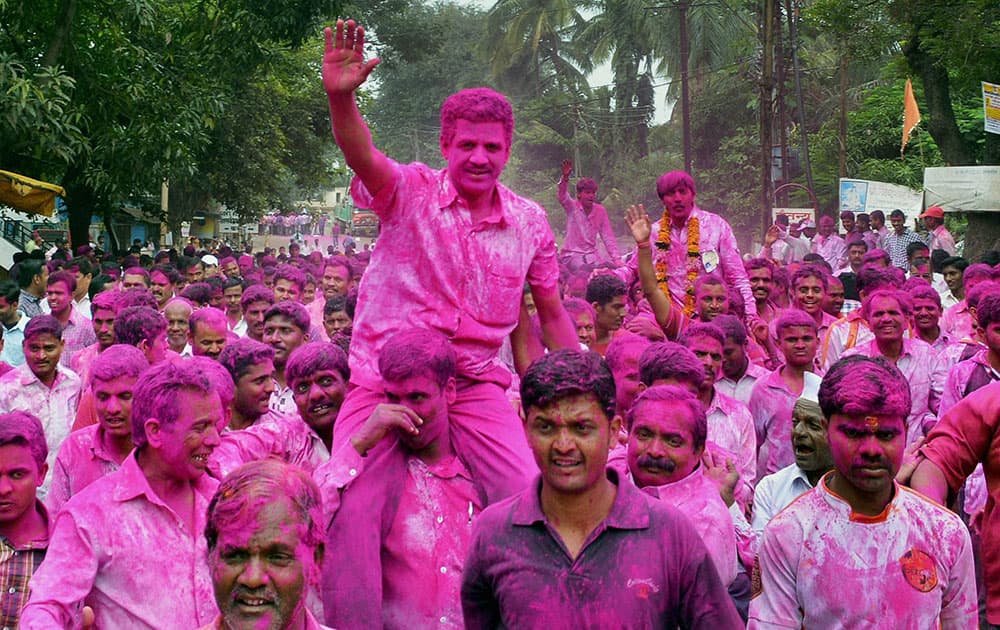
58 424 101 454
59 465 127 516
896 485 966 528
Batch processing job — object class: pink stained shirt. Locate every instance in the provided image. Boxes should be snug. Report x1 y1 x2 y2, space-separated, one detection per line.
557 177 621 264
69 341 100 387
749 368 823 480
643 466 738 587
57 306 97 369
843 337 947 444
0 363 81 495
705 390 757 507
749 474 977 629
929 224 957 256
819 310 873 371
716 361 771 406
942 300 974 342
47 423 127 515
322 443 485 629
349 161 561 389
198 611 332 630
209 411 329 480
920 382 1000 623
616 207 757 318
941 347 1000 415
811 233 847 271
19 453 219 629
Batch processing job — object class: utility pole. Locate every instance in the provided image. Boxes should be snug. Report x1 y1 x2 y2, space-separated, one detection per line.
785 0 814 194
678 0 692 173
774 0 789 207
759 0 775 236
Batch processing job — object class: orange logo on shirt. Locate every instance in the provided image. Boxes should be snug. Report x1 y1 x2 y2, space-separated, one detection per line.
627 578 660 599
900 548 938 593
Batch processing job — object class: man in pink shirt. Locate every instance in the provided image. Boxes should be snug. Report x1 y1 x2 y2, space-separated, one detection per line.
750 310 823 479
20 359 227 629
323 20 577 502
615 170 757 318
461 349 741 627
48 345 149 514
751 355 976 628
843 289 947 444
940 290 1000 414
70 290 120 386
791 265 839 344
626 385 738 589
811 215 847 271
0 316 81 496
557 158 621 270
942 263 995 342
201 459 331 630
324 330 486 629
715 314 771 405
909 282 953 355
820 264 904 369
921 205 956 255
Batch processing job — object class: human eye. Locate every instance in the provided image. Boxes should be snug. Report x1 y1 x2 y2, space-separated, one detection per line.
318 376 335 387
635 428 653 440
221 548 249 564
667 436 684 448
533 419 553 433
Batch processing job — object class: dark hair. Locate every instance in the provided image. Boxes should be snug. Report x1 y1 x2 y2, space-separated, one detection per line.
48 269 77 294
114 306 166 346
819 355 910 420
264 301 310 333
378 329 456 386
521 349 616 420
180 282 213 306
88 274 116 300
324 295 348 316
0 280 19 305
17 258 45 290
626 385 706 448
24 314 62 342
712 314 747 346
905 241 930 261
286 342 350 386
586 274 627 306
241 284 275 311
218 337 275 383
638 341 704 388
0 411 47 471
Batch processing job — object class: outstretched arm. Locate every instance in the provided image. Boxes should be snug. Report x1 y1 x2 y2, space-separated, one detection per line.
323 20 394 198
557 159 574 211
625 204 681 337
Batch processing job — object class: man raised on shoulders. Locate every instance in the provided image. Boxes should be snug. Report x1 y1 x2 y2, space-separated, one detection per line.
322 19 577 502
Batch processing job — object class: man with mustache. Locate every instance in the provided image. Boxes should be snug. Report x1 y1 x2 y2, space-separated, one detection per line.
750 355 976 629
48 345 149 514
21 359 226 628
843 289 946 445
323 19 580 506
626 385 738 590
201 459 331 630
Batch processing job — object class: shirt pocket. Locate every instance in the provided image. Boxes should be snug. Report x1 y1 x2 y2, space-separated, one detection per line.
468 266 523 327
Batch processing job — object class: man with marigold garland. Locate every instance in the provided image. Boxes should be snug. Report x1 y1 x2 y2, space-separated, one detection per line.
615 171 756 320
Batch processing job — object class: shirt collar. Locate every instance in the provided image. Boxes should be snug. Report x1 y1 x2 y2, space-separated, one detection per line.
436 169 509 227
818 471 897 524
112 450 216 506
512 468 650 531
0 500 50 551
15 363 70 388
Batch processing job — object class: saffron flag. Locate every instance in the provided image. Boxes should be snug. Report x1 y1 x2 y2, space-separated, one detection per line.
902 78 921 155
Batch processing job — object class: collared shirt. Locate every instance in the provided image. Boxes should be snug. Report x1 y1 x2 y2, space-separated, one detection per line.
750 463 815 539
942 300 974 342
820 310 873 371
941 347 999 415
716 361 770 406
940 287 961 310
0 502 48 629
929 224 957 256
70 342 100 387
349 161 560 389
617 207 757 318
749 474 976 629
20 453 219 629
705 390 757 505
229 316 247 338
460 470 742 629
198 611 332 630
47 423 126 515
268 381 298 416
921 382 1000 623
860 228 880 253
749 368 823 479
882 228 926 269
58 306 97 369
0 364 81 496
209 411 329 480
382 455 481 629
74 295 92 319
644 466 738 587
811 233 847 271
843 337 946 444
17 292 43 319
0 312 29 366
557 177 621 264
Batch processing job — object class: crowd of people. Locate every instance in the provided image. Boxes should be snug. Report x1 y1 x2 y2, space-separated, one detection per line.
1 17 1000 630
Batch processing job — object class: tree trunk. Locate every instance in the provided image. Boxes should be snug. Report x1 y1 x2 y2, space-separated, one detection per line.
902 33 976 166
42 0 78 67
963 214 1000 263
62 165 98 253
838 46 848 178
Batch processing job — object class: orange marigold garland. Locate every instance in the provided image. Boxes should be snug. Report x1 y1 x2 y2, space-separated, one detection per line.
654 211 701 317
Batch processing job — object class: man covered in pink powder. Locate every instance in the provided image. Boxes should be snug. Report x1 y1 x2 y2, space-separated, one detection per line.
626 385 738 590
47 344 150 514
749 355 976 629
557 158 621 271
323 330 485 629
323 20 577 502
461 349 741 627
21 360 226 629
201 459 331 630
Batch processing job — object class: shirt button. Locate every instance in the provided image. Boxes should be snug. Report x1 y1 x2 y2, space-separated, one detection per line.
436 516 443 524
8 586 15 593
439 617 447 624
439 566 447 574
349 468 357 476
